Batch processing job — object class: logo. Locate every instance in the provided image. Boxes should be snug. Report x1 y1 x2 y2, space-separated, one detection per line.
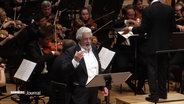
10 91 41 96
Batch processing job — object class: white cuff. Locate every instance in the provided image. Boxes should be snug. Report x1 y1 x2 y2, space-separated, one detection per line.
51 51 55 55
72 59 79 68
124 20 128 26
128 26 133 31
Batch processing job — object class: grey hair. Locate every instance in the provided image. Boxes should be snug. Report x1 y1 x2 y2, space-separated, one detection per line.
41 0 52 8
76 27 93 40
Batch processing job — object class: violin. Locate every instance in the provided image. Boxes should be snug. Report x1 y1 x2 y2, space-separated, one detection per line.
91 36 101 49
0 30 9 39
3 18 26 29
42 40 62 54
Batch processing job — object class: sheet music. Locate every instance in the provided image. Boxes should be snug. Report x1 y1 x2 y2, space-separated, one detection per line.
14 59 36 82
98 47 115 70
117 31 139 46
118 31 134 39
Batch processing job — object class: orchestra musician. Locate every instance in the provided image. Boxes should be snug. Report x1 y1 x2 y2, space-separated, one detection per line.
175 7 184 31
71 7 98 46
174 3 183 21
111 4 146 95
0 7 27 36
73 7 97 31
39 0 68 42
20 25 61 104
132 0 147 20
0 57 6 96
40 0 59 24
0 7 26 62
0 57 6 87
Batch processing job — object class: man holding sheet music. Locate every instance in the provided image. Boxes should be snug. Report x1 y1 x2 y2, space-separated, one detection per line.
60 27 108 104
123 0 176 102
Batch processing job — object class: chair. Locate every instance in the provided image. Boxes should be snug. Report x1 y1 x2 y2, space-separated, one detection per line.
49 80 70 104
30 95 46 104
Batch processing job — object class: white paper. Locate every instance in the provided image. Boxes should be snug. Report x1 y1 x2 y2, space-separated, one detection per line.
121 31 134 39
98 47 115 70
14 59 37 82
118 31 124 35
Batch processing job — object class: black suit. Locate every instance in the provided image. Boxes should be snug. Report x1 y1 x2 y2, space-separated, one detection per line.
57 44 101 104
19 41 56 103
26 42 56 94
132 1 176 99
50 54 72 104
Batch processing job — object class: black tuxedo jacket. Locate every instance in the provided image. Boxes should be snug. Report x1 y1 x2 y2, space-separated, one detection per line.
132 1 176 55
25 41 56 80
59 44 101 86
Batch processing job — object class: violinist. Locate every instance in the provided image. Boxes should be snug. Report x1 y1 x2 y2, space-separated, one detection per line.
70 7 97 42
73 7 97 32
113 5 140 28
40 0 58 24
20 25 60 103
0 8 17 46
0 8 26 38
55 23 67 40
0 7 26 85
132 0 147 20
10 0 26 20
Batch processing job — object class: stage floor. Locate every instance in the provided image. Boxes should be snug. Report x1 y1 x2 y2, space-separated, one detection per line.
0 81 184 104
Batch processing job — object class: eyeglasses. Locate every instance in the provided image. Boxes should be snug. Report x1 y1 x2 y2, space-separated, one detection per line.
82 37 92 41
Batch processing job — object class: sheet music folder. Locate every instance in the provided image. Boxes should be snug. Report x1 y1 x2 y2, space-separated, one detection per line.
86 72 132 88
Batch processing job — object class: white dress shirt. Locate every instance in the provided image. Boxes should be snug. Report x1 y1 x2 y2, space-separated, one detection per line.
72 45 99 84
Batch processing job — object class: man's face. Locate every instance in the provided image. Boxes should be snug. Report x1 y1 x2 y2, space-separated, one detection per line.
0 11 7 21
39 35 53 48
126 9 136 19
41 7 52 17
175 5 182 17
37 17 47 28
79 32 92 50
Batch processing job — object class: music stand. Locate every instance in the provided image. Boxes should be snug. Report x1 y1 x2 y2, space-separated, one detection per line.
86 72 132 104
115 30 140 95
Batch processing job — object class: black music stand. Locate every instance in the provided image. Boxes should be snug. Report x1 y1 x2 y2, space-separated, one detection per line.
86 72 132 104
115 30 140 95
155 49 184 103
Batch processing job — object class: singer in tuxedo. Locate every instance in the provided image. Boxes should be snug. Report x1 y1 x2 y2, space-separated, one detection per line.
123 0 176 102
60 27 108 104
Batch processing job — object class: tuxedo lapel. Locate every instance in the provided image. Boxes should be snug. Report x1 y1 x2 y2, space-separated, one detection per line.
75 45 88 74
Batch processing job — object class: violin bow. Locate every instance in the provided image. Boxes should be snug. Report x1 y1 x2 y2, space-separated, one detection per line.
53 10 59 51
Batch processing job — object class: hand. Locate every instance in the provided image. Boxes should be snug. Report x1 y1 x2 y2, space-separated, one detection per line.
54 51 61 56
74 51 84 62
0 63 5 71
53 0 61 7
20 23 28 29
102 87 108 96
90 26 96 30
122 27 130 34
6 34 14 40
177 25 184 32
